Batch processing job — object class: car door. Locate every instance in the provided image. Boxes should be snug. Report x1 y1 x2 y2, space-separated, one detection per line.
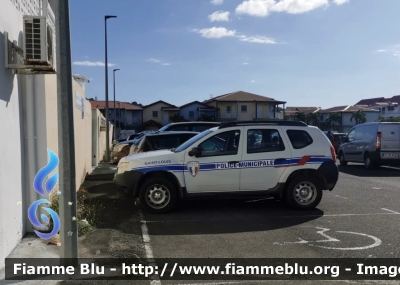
183 129 243 193
240 126 292 191
342 128 356 161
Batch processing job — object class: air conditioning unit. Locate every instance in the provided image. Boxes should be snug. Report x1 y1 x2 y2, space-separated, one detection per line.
22 15 55 70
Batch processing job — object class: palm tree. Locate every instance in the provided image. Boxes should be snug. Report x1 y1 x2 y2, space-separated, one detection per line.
307 112 320 126
295 111 307 122
350 110 367 125
326 112 342 131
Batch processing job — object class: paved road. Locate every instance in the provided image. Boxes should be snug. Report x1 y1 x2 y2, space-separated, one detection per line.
140 163 400 284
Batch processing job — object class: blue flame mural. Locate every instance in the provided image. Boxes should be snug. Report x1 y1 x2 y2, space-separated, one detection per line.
28 149 61 239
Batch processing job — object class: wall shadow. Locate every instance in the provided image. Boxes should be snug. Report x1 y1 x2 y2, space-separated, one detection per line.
339 164 400 177
0 31 15 103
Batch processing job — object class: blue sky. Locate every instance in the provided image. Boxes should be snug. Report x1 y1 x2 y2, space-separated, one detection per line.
70 0 400 108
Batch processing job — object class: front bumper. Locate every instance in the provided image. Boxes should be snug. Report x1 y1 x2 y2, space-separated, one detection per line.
114 171 143 196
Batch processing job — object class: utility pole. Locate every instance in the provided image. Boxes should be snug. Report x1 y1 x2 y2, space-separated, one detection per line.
55 0 78 261
104 15 117 161
113 68 120 141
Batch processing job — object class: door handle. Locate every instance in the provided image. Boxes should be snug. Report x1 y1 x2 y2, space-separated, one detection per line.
228 161 239 164
275 158 286 162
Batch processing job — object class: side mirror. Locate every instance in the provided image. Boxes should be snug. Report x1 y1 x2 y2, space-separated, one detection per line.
188 147 202 157
344 137 349 143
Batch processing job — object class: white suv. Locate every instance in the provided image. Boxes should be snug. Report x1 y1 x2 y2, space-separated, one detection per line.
115 121 339 213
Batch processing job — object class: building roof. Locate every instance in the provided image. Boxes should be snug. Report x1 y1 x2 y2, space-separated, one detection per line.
285 107 320 114
90 100 142 110
143 100 177 109
320 105 379 113
203 91 286 104
355 97 385 106
142 119 162 127
382 95 400 104
180 100 215 109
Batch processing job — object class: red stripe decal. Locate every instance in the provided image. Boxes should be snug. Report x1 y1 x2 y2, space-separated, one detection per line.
297 156 311 166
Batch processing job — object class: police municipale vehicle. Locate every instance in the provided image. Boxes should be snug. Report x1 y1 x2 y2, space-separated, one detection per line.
115 121 339 213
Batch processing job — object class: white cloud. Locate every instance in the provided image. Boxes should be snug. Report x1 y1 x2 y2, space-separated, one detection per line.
73 61 115 67
239 35 277 44
148 58 171 66
251 80 256 83
211 0 223 5
243 62 249 65
149 58 162 63
236 0 330 17
332 0 349 5
193 27 236 38
208 11 230 22
236 0 275 17
376 45 400 58
193 27 277 44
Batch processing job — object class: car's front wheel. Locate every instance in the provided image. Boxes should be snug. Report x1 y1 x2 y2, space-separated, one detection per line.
285 176 322 210
338 151 348 166
139 178 178 214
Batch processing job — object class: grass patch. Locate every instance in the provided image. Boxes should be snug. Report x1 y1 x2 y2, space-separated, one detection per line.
49 191 105 237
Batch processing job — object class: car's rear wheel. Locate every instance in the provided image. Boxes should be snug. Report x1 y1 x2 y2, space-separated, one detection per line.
285 176 322 210
139 178 178 214
338 151 348 166
364 153 376 170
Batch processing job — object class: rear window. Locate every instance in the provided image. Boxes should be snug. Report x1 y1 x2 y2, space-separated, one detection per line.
286 130 313 149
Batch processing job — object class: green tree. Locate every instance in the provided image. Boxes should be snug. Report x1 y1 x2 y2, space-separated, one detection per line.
307 112 320 126
197 115 216 122
283 114 291 121
295 111 307 122
350 110 367 125
326 112 342 131
378 115 386 122
169 113 186 123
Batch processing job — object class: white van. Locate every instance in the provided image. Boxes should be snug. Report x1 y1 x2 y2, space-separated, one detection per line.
338 122 400 169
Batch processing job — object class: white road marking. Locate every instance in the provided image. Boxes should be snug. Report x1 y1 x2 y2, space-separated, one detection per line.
310 230 382 251
140 212 161 285
381 208 400 215
280 227 382 251
327 193 348 199
372 187 381 190
142 211 400 224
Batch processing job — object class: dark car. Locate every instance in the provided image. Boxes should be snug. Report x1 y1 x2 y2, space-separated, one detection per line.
158 121 221 132
129 131 199 155
111 140 136 164
331 133 346 153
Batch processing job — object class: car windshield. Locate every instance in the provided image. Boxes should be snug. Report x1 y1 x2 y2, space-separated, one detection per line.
174 130 213 152
158 125 171 132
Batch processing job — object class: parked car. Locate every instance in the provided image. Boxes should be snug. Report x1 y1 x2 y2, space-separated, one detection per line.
158 121 221 132
115 120 338 213
331 133 347 153
111 140 136 164
127 133 141 141
129 131 199 155
338 122 400 169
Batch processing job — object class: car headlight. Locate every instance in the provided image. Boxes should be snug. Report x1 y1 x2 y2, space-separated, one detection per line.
117 162 129 174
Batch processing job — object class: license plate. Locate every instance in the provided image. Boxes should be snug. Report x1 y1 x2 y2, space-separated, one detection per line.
383 153 398 158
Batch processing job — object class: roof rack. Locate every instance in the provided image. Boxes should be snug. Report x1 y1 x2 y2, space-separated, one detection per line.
218 120 307 129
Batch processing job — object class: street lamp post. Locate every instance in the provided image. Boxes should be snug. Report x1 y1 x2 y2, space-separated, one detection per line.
113 68 120 141
105 15 117 162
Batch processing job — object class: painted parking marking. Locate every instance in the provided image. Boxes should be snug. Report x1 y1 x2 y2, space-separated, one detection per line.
381 208 400 215
327 193 348 199
276 227 382 250
142 210 400 224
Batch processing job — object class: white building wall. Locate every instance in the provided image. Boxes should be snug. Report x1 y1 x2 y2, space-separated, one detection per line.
0 0 41 269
